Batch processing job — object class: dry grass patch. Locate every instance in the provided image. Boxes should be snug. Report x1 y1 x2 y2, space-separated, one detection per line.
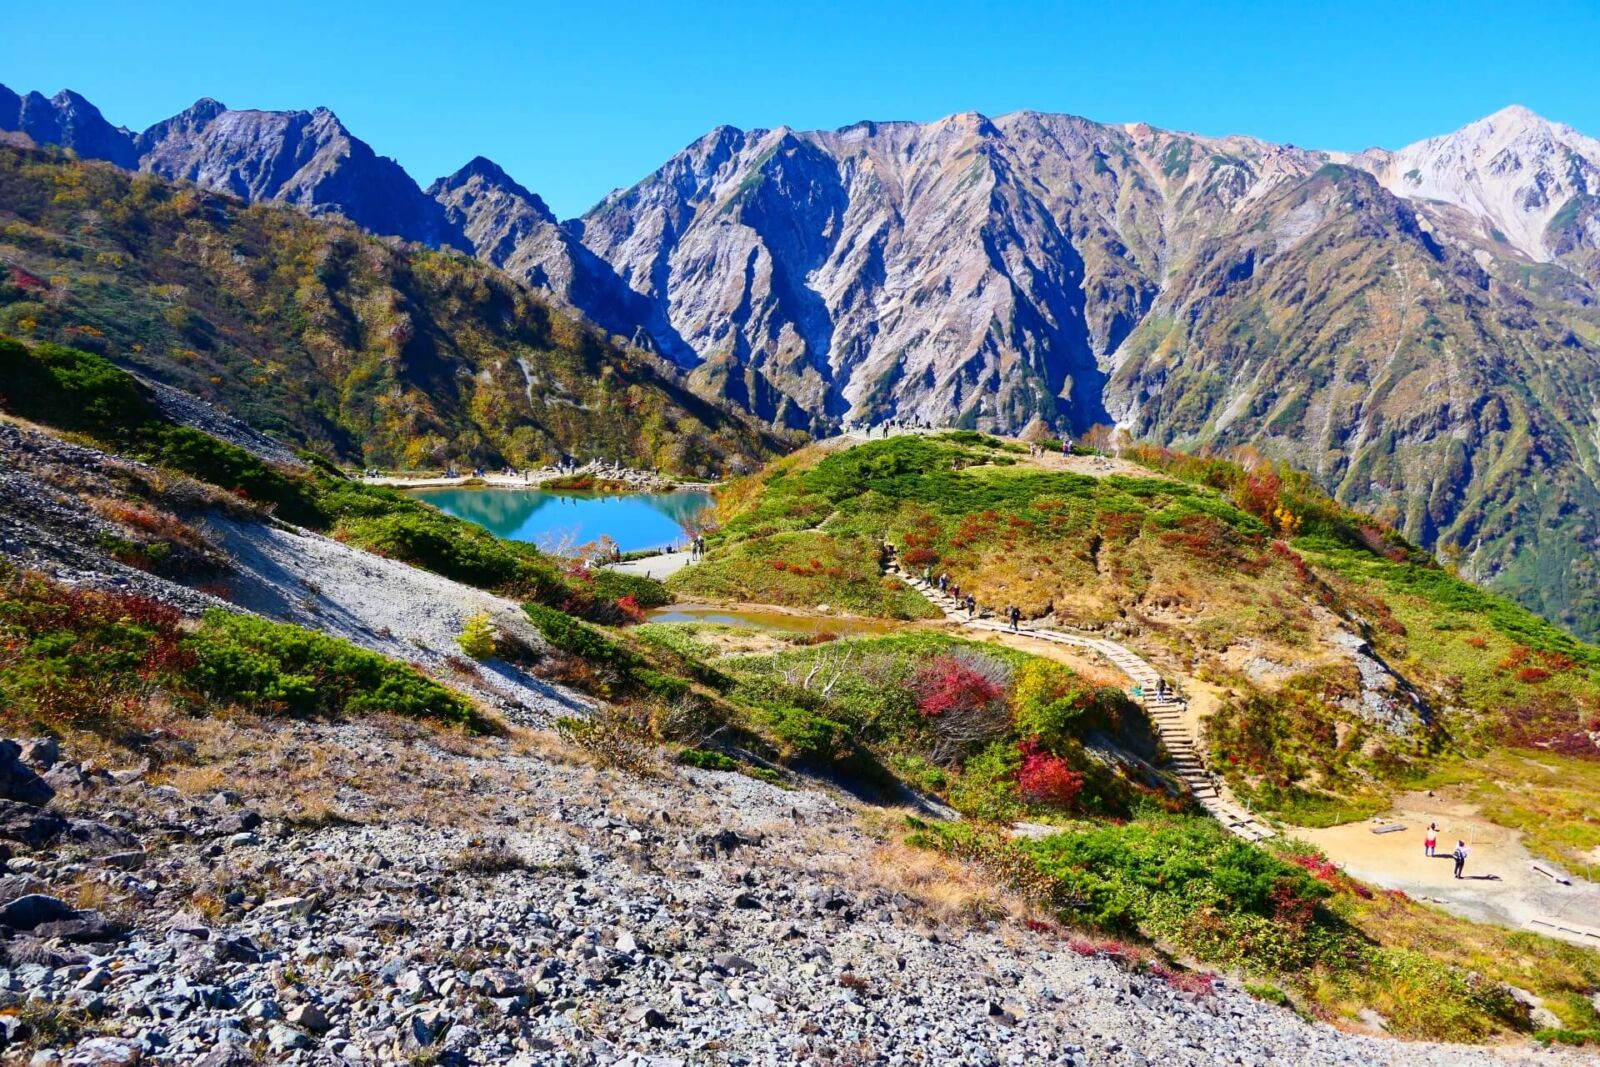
847 809 1035 927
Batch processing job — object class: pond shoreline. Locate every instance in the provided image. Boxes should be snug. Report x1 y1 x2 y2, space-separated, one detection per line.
357 466 718 494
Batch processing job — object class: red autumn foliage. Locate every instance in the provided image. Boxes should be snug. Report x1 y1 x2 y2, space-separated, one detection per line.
1517 666 1551 684
614 595 645 624
1269 880 1318 930
1234 468 1283 522
1017 739 1084 809
1499 645 1532 670
912 655 1007 718
902 547 939 567
1146 962 1216 996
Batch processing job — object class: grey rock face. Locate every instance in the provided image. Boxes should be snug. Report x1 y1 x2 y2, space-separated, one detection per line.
0 741 55 807
429 155 695 366
566 112 1319 433
0 84 137 167
136 99 467 250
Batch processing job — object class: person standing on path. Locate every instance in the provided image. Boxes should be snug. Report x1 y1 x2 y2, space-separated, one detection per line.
965 593 976 618
1452 840 1469 878
1424 823 1438 857
1007 605 1020 632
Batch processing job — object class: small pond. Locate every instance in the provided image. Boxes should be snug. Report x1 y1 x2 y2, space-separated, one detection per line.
407 486 711 554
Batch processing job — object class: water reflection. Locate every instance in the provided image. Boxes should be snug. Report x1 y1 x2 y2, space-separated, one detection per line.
407 487 711 554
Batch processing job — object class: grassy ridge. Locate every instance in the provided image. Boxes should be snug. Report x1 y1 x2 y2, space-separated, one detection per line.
677 433 1600 852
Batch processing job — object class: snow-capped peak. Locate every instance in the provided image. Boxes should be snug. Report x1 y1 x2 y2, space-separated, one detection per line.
1355 105 1600 261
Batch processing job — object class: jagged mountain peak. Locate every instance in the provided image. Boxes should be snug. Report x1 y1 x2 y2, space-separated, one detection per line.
428 154 560 246
0 82 138 167
1353 104 1600 260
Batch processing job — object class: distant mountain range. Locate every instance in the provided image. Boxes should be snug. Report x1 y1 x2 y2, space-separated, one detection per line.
4 83 1600 637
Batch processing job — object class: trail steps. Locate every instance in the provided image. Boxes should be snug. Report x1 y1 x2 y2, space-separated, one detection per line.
889 565 1275 842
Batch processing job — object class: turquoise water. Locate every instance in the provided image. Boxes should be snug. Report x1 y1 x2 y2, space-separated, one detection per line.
408 487 711 554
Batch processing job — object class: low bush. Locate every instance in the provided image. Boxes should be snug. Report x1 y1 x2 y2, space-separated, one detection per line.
189 611 484 728
524 603 634 666
0 567 489 734
678 748 739 772
555 705 657 775
588 568 671 609
456 613 497 660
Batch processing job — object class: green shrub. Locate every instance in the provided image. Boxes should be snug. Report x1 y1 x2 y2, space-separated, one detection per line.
678 748 739 772
1244 982 1291 1006
456 612 497 660
755 704 854 765
523 603 633 665
589 569 671 608
190 611 483 728
945 740 1023 823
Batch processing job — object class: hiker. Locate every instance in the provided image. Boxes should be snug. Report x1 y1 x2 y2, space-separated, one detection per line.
922 564 933 584
1156 678 1167 698
1452 840 1469 879
965 593 976 618
1008 605 1020 632
938 572 949 593
1061 438 1070 456
1424 823 1439 857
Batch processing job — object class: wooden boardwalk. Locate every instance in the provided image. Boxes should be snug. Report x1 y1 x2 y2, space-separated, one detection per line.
889 564 1274 842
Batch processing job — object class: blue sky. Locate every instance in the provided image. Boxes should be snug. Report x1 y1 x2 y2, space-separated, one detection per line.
4 0 1597 218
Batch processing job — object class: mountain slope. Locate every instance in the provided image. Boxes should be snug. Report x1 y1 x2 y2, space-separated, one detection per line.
0 146 776 474
1352 105 1600 273
1104 162 1600 636
0 85 137 168
6 82 1600 634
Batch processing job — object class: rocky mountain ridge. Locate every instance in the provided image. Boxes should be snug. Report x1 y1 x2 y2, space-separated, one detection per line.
5 84 1600 635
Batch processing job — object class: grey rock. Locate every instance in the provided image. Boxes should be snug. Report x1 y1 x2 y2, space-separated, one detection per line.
0 800 67 847
0 893 76 930
16 738 60 771
287 1002 332 1034
266 1022 312 1052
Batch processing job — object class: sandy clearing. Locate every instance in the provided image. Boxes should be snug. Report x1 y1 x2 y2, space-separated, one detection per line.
607 550 695 580
1293 791 1600 944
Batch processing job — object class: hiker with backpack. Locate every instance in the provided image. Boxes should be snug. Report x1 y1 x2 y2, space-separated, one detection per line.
1452 840 1469 879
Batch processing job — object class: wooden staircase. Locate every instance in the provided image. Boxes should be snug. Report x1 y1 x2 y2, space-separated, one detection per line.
890 564 1274 842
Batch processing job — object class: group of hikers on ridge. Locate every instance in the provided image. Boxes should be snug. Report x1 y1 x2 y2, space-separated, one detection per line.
1424 822 1472 878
